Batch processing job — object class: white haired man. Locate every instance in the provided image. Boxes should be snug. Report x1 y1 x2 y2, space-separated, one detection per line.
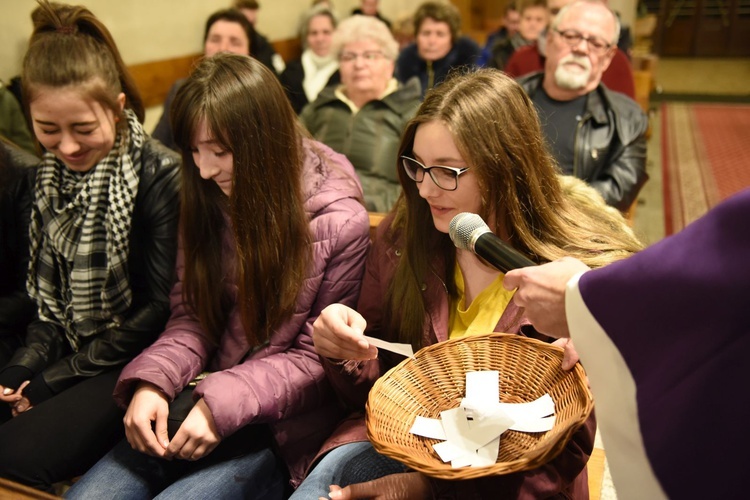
519 0 647 212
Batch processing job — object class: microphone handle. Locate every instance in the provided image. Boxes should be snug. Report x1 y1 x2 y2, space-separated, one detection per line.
474 233 536 273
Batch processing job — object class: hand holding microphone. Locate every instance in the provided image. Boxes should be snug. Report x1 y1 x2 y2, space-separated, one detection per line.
448 213 536 273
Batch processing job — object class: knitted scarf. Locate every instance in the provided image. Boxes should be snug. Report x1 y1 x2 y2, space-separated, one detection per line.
27 109 143 350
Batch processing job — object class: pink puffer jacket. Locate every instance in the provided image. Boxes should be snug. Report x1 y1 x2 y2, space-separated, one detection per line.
114 140 370 484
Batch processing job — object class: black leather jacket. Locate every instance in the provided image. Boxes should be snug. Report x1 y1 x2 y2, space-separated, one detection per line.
0 142 38 340
0 138 181 403
520 72 649 212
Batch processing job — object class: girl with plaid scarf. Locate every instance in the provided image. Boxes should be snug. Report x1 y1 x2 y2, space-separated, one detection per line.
0 1 180 492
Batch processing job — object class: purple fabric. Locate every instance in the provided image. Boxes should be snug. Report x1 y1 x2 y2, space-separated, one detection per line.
113 140 370 483
579 188 750 499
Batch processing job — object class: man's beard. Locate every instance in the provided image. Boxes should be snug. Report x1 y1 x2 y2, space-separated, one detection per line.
554 54 592 90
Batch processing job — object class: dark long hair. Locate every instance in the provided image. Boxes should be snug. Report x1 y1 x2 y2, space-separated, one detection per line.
171 54 312 346
22 0 144 123
385 69 642 348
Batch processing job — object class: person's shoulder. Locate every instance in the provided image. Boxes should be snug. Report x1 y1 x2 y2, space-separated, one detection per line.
398 42 419 61
454 35 481 55
139 137 181 186
513 44 540 58
599 84 644 116
386 78 422 110
517 71 544 91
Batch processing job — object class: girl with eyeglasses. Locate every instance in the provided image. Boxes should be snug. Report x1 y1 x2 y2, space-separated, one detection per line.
296 69 642 499
67 53 370 500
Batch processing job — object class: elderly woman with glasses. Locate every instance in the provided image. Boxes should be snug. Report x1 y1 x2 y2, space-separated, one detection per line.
300 15 421 213
292 69 643 499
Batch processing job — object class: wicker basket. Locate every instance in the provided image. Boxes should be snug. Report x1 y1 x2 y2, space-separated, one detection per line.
365 333 593 480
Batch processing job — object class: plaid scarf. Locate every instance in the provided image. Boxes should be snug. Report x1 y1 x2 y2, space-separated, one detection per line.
27 109 144 350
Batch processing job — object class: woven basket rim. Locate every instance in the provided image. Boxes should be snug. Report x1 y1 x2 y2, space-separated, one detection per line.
365 333 593 480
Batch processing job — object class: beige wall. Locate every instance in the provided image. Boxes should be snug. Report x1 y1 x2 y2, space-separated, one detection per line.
0 0 423 81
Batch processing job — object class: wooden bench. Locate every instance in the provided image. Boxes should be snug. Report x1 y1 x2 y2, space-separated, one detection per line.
127 37 303 110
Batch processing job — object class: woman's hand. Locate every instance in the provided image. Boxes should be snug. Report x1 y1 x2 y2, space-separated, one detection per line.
503 257 591 338
0 381 27 404
313 304 377 360
1 381 33 416
165 398 221 461
322 472 432 500
124 382 171 458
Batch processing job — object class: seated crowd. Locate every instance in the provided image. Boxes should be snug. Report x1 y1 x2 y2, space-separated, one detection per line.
0 0 650 498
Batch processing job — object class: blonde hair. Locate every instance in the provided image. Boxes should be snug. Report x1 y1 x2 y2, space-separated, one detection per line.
331 15 399 60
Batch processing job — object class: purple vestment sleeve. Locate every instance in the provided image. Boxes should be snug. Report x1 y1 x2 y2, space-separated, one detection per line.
578 188 750 499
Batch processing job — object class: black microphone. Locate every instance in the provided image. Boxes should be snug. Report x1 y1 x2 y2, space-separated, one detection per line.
449 213 536 273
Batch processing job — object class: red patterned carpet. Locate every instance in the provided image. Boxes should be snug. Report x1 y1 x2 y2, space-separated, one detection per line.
661 102 750 235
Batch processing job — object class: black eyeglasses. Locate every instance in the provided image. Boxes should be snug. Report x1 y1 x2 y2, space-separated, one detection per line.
400 156 469 191
554 29 612 54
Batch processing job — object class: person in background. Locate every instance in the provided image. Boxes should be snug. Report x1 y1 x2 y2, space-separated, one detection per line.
0 1 180 491
66 53 370 500
300 15 421 213
477 2 520 66
351 0 391 28
488 0 548 71
280 5 339 114
518 0 647 212
505 0 635 98
233 0 286 74
0 84 35 155
152 8 276 151
292 69 642 499
0 138 38 387
391 10 416 50
504 187 750 500
396 1 480 98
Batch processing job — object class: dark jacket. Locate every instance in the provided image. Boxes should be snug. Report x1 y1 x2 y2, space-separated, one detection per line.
279 58 340 115
396 37 480 98
300 78 421 212
0 142 38 343
0 138 181 404
519 72 648 212
316 214 596 499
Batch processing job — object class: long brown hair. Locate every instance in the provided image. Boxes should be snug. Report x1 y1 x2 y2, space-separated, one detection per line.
386 69 642 347
22 0 144 123
171 53 312 346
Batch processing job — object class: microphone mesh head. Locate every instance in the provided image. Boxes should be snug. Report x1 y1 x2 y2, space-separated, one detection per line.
449 213 489 250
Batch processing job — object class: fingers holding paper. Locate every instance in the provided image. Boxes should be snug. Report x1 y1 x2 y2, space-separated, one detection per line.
503 257 591 338
313 304 377 360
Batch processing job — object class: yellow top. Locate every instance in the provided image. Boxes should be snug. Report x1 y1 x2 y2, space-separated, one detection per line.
449 264 516 339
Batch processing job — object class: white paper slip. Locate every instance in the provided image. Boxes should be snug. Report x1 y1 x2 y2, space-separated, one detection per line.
410 416 446 440
433 440 468 463
474 436 500 467
363 335 414 358
498 394 555 421
465 371 499 404
509 415 556 433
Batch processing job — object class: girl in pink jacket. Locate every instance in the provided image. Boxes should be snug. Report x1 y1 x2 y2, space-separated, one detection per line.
68 54 370 499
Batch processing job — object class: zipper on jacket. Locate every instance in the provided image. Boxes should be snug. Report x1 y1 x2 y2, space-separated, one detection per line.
426 61 434 90
573 112 591 179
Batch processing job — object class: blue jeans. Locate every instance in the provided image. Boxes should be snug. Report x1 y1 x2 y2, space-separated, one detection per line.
65 438 286 500
290 441 374 499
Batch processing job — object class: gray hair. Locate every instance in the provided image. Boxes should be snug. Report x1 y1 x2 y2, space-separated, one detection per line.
551 0 620 46
299 5 338 48
331 14 399 61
